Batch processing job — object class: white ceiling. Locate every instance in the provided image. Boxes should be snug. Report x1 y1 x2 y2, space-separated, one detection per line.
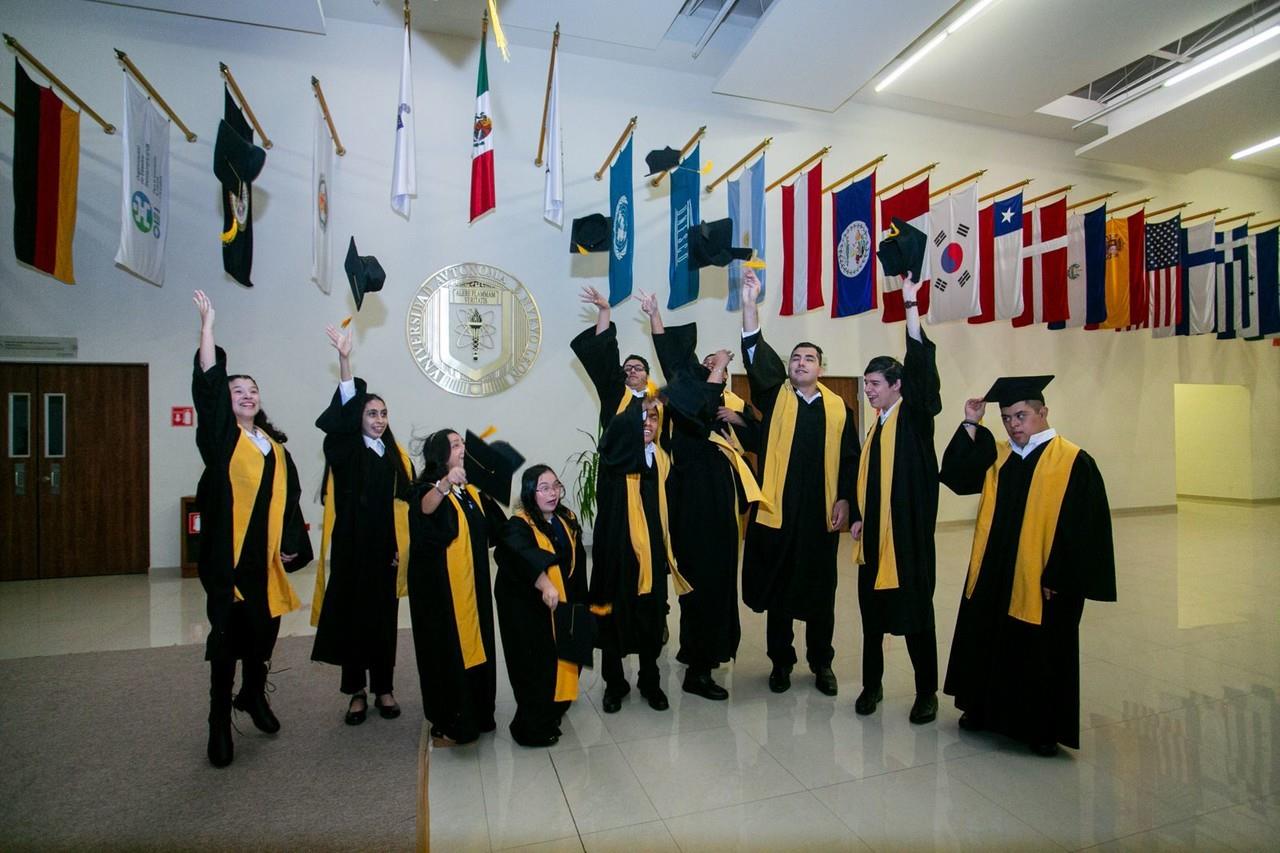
85 0 327 34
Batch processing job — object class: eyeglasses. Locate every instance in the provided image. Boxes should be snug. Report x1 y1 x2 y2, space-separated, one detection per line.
536 482 566 496
622 363 647 374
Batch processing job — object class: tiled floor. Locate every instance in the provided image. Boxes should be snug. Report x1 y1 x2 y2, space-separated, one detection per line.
2 500 1278 850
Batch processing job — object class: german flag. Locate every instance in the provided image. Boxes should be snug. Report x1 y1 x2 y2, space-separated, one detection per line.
13 60 79 285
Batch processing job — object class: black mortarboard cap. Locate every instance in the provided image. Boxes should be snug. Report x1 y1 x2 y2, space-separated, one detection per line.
645 146 681 176
553 603 597 667
569 213 612 254
344 237 386 311
984 375 1054 408
877 217 927 283
464 430 525 506
213 119 266 190
689 218 754 269
659 376 712 425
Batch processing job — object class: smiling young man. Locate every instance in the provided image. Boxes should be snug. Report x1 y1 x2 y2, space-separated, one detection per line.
571 285 656 429
939 376 1116 756
738 269 860 697
851 275 943 725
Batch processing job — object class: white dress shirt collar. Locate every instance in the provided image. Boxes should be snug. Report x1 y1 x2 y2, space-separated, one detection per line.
240 425 272 456
1010 427 1057 459
878 398 902 424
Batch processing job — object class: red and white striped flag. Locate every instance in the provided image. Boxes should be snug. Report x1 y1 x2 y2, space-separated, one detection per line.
1012 197 1069 326
879 179 931 321
779 161 823 315
469 32 496 222
1146 215 1182 338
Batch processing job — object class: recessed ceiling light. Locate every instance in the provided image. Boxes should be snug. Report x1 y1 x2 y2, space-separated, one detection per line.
1231 134 1280 160
876 0 1000 92
1164 25 1280 87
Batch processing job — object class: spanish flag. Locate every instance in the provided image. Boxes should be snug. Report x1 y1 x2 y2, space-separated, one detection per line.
12 60 78 285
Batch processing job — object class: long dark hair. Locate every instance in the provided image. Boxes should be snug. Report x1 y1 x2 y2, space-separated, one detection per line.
415 428 458 485
518 463 580 539
363 393 411 486
227 374 288 443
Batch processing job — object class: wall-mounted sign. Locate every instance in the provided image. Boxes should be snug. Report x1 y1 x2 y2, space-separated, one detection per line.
405 262 541 397
171 406 194 426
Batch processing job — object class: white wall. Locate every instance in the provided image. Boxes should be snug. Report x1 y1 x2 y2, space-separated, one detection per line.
2 0 1278 568
1173 384 1255 499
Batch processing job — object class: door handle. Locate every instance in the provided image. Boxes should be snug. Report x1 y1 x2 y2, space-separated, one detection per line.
41 463 61 495
14 462 25 496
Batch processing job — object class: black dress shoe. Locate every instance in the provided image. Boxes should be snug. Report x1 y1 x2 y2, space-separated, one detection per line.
957 712 984 731
639 684 669 711
345 693 367 726
768 665 792 694
683 672 729 701
601 682 630 714
233 690 281 734
1030 740 1060 757
909 693 938 724
376 695 402 720
814 667 839 697
854 685 883 715
207 714 234 768
510 724 560 748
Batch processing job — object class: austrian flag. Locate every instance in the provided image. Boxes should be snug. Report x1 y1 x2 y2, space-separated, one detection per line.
469 33 496 222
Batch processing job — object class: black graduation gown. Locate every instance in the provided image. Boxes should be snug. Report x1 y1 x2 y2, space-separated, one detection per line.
858 330 942 636
406 485 506 739
192 348 307 663
570 321 645 430
589 404 671 656
740 331 859 620
494 512 589 740
653 323 752 668
939 425 1117 749
311 379 406 673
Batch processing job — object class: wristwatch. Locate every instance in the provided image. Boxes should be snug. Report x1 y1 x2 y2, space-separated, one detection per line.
435 481 450 495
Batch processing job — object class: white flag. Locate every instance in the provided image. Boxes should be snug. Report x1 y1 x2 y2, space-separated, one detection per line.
542 49 563 227
114 77 168 285
311 97 334 294
925 184 981 323
1183 220 1216 335
391 25 416 218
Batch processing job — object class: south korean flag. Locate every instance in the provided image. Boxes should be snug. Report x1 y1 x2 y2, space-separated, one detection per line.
926 184 981 323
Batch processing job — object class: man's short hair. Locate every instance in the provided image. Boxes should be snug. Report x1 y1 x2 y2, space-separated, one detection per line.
864 355 903 385
790 341 824 365
623 354 650 373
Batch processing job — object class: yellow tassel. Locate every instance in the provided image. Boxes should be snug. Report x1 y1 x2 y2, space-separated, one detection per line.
576 244 589 255
220 219 238 245
486 0 510 61
478 425 497 440
701 161 714 175
743 257 767 269
340 315 353 329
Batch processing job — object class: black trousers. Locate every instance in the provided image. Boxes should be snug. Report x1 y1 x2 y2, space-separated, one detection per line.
341 663 394 696
601 647 660 692
209 602 280 712
766 606 835 670
863 627 938 695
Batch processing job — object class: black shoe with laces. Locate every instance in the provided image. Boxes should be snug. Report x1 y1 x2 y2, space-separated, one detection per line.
683 671 729 701
233 690 281 734
854 685 882 715
768 664 792 694
639 684 669 711
813 667 839 697
602 681 630 714
909 692 938 724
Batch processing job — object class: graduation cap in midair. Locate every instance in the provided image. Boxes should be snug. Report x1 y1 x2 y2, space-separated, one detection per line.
569 213 612 254
659 375 713 424
344 237 386 311
464 429 526 506
689 218 754 269
877 217 927 283
984 375 1054 408
213 119 266 190
645 146 682 176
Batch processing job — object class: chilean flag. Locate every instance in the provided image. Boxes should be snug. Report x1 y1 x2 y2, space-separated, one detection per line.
469 35 496 222
1013 197 1069 326
880 179 930 321
779 161 823 315
970 193 1024 324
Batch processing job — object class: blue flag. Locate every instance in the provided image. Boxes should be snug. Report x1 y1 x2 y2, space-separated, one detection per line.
831 173 876 317
667 144 700 309
1215 225 1249 340
1083 205 1108 326
608 137 634 306
1246 227 1279 340
726 155 766 311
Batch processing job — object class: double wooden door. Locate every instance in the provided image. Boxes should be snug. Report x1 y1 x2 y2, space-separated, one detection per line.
0 363 149 579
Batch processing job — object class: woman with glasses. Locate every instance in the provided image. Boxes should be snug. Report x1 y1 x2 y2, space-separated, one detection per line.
493 466 588 747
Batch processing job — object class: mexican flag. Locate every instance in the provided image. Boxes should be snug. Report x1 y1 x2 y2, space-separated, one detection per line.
469 35 495 222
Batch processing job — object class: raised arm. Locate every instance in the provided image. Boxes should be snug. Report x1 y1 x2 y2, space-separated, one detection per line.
902 275 923 343
939 398 997 495
315 326 368 440
326 324 353 383
638 289 665 336
740 268 762 338
194 290 216 371
583 285 611 336
900 277 942 424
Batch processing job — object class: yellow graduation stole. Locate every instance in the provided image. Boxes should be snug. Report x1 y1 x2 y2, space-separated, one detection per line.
614 380 658 416
514 510 580 702
227 429 302 617
965 436 1080 625
755 382 845 531
445 484 489 668
624 444 692 596
854 404 900 589
311 444 413 627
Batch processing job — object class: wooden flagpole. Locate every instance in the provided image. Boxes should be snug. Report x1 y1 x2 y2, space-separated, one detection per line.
706 137 772 194
979 178 1032 203
534 23 559 167
929 169 986 198
1108 197 1152 216
651 125 707 188
877 162 938 197
594 116 636 181
1067 191 1115 211
4 34 115 133
0 100 12 117
1182 207 1225 223
1024 184 1072 206
1249 216 1279 230
311 77 345 156
1218 211 1257 226
115 49 197 142
1146 201 1190 219
219 62 272 149
822 153 887 194
767 146 831 192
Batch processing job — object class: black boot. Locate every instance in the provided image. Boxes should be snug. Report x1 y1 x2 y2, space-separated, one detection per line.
234 660 280 734
208 661 235 768
683 668 729 701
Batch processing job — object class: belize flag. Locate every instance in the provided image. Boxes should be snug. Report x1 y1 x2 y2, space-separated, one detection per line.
469 34 496 222
830 171 876 318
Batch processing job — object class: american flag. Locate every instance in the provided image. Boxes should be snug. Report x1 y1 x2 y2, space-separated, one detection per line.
1146 215 1181 338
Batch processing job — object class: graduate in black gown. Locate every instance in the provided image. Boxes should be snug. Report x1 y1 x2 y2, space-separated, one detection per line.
590 398 691 713
406 429 506 745
310 325 413 725
737 269 860 696
638 292 764 700
570 285 656 428
493 465 588 747
851 275 943 724
190 291 309 768
939 376 1116 756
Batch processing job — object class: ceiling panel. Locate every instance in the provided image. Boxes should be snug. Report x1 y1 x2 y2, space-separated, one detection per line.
86 0 326 33
712 0 953 112
884 0 1245 118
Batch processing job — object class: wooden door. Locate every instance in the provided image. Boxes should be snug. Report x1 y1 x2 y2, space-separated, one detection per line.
1 364 40 580
0 363 149 580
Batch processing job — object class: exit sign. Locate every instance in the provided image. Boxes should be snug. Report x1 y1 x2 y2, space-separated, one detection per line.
171 406 194 427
